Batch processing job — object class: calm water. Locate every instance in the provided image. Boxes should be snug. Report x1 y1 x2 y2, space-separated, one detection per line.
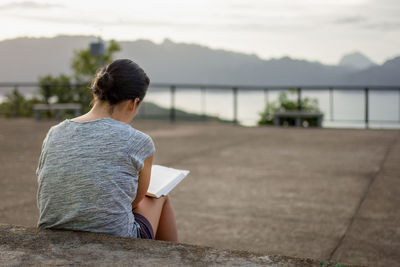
145 88 400 128
1 87 400 129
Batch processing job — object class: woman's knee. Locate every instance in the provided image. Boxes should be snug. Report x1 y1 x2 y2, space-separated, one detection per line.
162 195 170 203
152 195 169 207
132 196 171 219
153 195 170 206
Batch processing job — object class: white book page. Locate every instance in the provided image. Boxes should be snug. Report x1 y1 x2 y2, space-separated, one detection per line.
147 165 190 198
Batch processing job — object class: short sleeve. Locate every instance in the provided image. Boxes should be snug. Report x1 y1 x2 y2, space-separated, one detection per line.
36 128 53 177
128 131 155 171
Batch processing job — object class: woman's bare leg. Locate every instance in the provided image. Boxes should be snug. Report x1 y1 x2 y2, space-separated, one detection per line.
154 196 177 241
132 195 178 242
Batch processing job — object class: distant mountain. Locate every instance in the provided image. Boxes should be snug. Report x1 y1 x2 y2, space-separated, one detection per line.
117 39 348 85
0 36 97 82
345 56 400 85
339 52 377 71
0 35 399 87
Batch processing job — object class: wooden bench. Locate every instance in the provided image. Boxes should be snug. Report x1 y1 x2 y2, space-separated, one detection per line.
33 104 82 120
273 111 324 127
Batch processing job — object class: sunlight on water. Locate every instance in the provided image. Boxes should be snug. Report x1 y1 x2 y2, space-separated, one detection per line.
302 90 331 119
204 90 234 120
369 90 399 121
333 90 364 121
175 89 203 115
144 87 400 128
238 90 265 125
146 89 171 109
1 87 399 129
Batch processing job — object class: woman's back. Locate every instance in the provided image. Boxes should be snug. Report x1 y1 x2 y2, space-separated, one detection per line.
37 118 154 237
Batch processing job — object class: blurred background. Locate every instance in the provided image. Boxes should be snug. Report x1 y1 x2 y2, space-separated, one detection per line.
0 0 399 127
0 1 399 266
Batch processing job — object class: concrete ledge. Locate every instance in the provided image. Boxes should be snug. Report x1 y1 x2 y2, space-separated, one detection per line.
0 224 358 266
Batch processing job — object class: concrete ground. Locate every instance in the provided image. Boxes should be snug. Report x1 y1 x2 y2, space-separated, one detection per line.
0 119 399 266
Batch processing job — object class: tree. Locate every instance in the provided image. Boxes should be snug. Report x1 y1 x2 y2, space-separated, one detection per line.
36 40 121 114
71 39 121 81
38 74 73 104
36 74 75 118
70 40 121 112
1 40 121 118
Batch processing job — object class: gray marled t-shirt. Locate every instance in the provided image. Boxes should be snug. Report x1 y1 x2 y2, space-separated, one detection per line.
36 118 155 238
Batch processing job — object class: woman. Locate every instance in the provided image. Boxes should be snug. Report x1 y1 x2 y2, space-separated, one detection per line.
36 59 177 241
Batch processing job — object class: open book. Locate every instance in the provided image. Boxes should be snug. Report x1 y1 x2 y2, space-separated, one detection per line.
146 165 190 198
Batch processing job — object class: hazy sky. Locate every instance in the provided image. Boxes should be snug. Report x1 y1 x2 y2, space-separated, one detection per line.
0 0 399 64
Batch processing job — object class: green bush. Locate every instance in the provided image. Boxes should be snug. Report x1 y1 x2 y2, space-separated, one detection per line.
0 88 41 118
0 40 121 119
258 89 320 126
38 74 74 104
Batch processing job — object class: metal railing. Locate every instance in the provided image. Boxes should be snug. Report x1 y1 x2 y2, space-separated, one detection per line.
1 82 399 128
150 83 400 128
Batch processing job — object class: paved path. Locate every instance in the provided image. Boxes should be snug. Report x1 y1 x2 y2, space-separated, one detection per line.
0 119 398 266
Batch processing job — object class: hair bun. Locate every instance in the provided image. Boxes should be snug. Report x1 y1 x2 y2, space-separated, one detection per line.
96 71 114 98
91 59 150 106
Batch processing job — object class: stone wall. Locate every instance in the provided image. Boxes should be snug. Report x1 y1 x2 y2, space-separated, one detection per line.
0 224 352 266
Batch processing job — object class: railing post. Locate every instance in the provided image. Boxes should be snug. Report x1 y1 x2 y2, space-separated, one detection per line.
44 84 51 105
233 87 238 124
365 87 369 129
44 84 51 118
201 87 206 121
297 87 302 111
12 85 19 117
264 88 269 106
170 85 176 122
329 87 334 121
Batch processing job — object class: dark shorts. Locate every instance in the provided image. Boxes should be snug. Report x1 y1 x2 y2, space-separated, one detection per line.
133 212 154 239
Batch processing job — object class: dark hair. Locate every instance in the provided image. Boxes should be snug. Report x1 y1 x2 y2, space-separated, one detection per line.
91 59 150 106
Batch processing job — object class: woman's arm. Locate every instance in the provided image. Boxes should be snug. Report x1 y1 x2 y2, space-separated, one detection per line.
132 155 153 209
